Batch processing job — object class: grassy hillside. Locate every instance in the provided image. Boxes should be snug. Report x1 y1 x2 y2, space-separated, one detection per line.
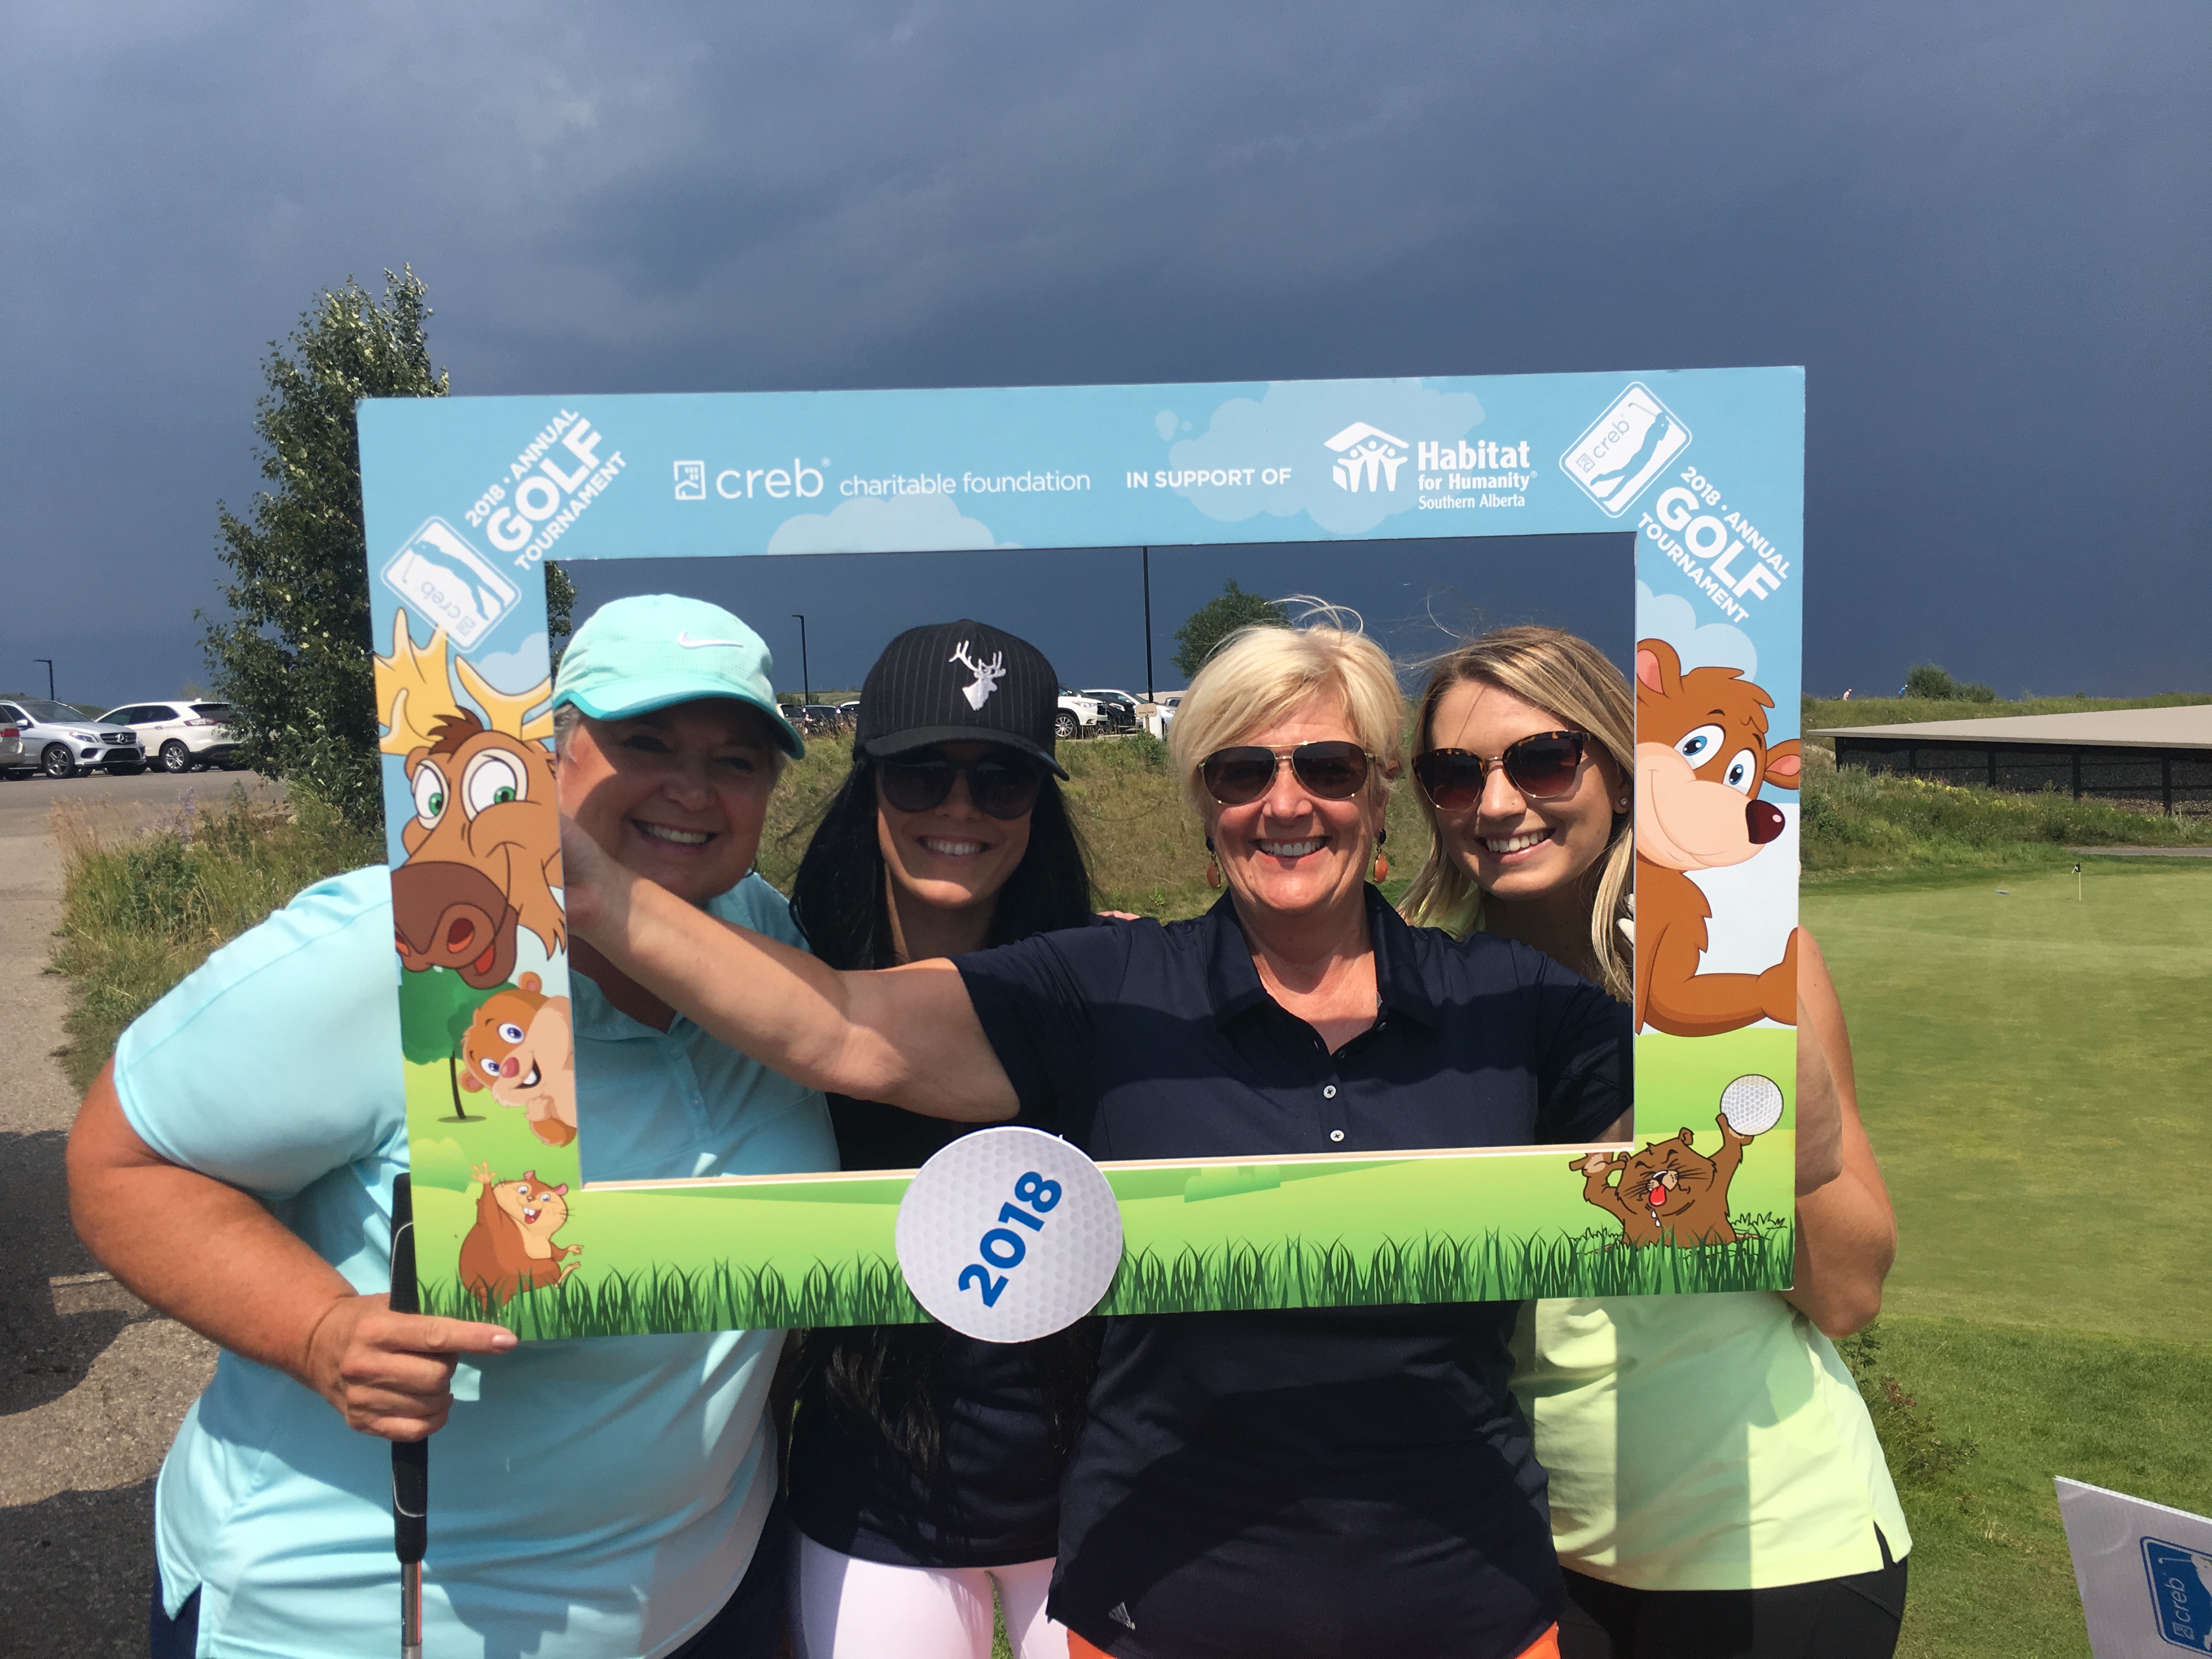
1799 765 2212 878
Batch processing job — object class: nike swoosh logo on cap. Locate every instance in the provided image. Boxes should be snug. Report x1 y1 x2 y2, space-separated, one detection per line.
676 632 748 650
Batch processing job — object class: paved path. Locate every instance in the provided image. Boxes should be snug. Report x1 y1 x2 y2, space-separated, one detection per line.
2068 844 2212 857
0 770 269 1655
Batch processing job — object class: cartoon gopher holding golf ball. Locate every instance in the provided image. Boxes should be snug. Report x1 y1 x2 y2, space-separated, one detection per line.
1576 1075 1784 1247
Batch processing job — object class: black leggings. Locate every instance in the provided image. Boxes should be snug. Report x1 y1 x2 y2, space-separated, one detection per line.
1555 1538 1906 1659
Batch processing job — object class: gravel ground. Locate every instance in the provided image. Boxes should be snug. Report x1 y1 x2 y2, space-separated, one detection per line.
0 768 251 1656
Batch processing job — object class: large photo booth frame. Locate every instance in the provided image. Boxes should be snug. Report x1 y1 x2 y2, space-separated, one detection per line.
359 369 1807 1341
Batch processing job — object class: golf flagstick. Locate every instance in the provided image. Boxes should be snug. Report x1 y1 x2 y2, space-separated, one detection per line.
390 1174 427 1659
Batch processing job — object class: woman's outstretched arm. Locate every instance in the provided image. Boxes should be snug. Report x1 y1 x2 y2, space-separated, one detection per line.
1782 929 1898 1338
562 816 1019 1122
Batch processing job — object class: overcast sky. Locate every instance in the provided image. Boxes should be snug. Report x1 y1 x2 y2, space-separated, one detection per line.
2 2 2204 707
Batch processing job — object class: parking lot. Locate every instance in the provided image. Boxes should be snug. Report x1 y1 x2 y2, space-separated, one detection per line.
0 768 270 1655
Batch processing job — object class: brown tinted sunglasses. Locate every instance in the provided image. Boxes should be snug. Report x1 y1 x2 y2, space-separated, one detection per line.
1199 741 1374 805
1412 731 1589 809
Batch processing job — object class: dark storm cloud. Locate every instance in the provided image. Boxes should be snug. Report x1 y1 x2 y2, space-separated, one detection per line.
1 2 2204 706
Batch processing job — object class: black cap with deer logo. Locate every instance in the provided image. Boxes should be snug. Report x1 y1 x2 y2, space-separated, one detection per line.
854 619 1068 777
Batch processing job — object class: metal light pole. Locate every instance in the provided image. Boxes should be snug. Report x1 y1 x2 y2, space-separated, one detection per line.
33 659 54 700
791 615 810 706
1140 549 1154 701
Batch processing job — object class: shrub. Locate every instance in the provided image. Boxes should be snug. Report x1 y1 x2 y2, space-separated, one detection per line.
1904 663 1959 700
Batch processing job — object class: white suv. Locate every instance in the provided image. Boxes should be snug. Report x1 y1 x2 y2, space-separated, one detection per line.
1054 689 1104 742
96 701 242 774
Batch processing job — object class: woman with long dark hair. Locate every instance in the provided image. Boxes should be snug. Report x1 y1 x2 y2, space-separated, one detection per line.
784 620 1100 1659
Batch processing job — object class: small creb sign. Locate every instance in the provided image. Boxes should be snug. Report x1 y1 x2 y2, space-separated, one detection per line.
2142 1537 2212 1652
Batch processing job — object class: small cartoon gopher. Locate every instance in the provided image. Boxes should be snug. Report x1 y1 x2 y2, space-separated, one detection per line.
1575 1114 1752 1247
458 1163 582 1307
459 973 578 1148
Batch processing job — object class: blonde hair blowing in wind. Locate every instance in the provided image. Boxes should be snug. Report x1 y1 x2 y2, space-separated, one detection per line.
1398 625 1634 1002
1167 599 1405 820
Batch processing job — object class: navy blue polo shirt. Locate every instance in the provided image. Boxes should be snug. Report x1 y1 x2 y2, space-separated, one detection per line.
956 888 1629 1659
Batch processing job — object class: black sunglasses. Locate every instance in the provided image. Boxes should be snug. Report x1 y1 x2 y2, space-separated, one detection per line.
1199 741 1374 806
1412 731 1589 809
877 749 1045 820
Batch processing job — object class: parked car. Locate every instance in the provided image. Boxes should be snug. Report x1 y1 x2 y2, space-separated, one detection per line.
1080 689 1144 733
1152 690 1185 733
0 698 145 778
1054 689 1105 742
836 700 861 726
95 700 241 774
795 704 846 738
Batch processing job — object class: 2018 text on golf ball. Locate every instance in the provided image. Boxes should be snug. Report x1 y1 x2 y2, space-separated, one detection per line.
957 1172 1063 1306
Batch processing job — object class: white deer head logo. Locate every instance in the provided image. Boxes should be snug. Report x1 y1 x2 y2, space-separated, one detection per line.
949 641 1006 710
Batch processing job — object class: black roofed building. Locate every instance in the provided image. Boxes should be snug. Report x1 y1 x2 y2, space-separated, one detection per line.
1815 704 2212 818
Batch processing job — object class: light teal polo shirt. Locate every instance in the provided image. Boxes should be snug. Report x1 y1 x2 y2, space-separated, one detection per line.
113 865 836 1659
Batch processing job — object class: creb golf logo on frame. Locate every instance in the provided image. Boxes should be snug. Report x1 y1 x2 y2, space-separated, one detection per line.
357 368 1807 1344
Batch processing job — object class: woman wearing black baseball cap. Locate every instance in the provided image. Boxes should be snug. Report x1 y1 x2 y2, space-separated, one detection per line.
782 620 1098 1659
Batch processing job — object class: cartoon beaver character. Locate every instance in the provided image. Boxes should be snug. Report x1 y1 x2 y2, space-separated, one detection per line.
1574 1115 1752 1247
459 973 578 1147
1633 637 1802 1037
458 1163 582 1307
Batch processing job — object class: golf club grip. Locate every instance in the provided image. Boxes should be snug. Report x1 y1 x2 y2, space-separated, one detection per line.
388 1176 428 1566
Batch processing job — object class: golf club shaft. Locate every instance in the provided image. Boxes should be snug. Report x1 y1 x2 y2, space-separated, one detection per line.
390 1175 428 1658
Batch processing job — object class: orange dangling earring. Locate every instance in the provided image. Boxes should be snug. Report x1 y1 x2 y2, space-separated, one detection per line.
1370 827 1390 884
1205 836 1222 889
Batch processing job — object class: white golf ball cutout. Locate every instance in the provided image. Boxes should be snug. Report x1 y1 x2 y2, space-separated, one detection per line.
895 1125 1122 1343
1719 1073 1786 1137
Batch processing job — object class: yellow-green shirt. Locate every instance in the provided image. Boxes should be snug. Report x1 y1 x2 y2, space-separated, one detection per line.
1512 1292 1911 1591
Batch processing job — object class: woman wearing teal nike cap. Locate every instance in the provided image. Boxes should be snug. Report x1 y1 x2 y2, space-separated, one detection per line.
70 594 834 1659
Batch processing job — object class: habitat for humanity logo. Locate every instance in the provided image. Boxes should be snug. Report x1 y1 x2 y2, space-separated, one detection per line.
381 519 519 650
1561 383 1691 517
1324 422 1410 493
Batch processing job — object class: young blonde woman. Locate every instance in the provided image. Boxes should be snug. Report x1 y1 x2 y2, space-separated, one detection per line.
1401 625 1910 1659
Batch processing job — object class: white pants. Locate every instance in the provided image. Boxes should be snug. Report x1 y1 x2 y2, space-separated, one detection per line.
792 1532 1069 1659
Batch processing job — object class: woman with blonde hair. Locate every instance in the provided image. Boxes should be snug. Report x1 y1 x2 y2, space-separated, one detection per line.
1402 624 1910 1659
557 604 1632 1659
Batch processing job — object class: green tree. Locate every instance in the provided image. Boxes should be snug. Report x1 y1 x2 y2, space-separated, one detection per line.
204 269 575 825
1904 663 1959 700
1172 580 1289 680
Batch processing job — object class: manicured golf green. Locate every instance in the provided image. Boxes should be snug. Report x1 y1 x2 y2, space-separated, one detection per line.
1803 859 2211 1340
1803 859 2211 1657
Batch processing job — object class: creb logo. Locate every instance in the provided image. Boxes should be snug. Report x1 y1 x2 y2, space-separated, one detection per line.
1324 422 1409 493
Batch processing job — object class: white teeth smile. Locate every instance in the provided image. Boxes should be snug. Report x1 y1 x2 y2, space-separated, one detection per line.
1485 831 1551 855
921 838 987 856
518 1064 541 1087
639 823 711 846
1259 839 1323 857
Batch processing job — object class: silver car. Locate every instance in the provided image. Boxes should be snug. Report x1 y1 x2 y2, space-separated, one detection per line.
95 700 242 774
0 698 145 778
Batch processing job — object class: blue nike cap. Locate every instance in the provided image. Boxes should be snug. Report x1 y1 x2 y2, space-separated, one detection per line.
551 594 804 757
